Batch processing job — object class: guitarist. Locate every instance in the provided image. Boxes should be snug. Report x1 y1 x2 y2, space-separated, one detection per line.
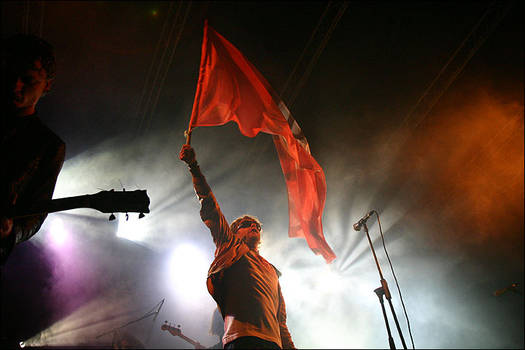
180 145 295 349
1 34 65 264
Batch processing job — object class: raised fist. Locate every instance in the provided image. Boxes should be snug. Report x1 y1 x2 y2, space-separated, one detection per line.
179 144 197 165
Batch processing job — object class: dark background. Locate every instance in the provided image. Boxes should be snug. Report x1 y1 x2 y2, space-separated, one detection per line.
1 1 523 349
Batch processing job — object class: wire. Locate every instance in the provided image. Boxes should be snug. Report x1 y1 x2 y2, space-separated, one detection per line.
391 0 514 144
147 1 192 132
135 2 175 134
140 1 183 133
375 211 416 349
280 1 332 99
287 1 349 108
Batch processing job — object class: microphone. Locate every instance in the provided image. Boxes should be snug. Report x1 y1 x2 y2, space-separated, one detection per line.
353 210 375 231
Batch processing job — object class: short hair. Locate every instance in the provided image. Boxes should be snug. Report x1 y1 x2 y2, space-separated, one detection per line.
230 215 262 233
2 33 56 80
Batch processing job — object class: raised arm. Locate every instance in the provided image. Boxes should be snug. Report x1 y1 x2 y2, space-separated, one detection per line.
179 144 232 245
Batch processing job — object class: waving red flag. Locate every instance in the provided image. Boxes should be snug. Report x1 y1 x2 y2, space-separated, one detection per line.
188 21 335 263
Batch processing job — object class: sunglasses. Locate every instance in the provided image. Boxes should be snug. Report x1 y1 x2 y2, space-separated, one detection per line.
237 220 261 231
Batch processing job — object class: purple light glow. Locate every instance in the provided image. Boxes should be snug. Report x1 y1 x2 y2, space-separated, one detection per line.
48 217 69 247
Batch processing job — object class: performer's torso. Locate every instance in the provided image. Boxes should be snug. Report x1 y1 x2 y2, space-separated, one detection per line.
221 250 281 347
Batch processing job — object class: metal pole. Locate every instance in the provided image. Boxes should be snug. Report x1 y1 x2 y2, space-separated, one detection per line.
363 222 407 349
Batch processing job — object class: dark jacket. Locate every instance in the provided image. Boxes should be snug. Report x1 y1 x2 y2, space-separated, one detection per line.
1 114 65 263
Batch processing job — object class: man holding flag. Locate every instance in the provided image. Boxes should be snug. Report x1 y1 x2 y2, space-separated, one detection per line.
179 21 336 349
180 144 295 349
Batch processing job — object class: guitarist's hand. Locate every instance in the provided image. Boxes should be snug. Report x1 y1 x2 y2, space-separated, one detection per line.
179 144 197 167
1 190 16 238
0 217 13 239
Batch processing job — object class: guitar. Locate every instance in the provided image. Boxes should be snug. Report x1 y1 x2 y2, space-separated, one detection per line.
9 189 150 220
161 321 206 349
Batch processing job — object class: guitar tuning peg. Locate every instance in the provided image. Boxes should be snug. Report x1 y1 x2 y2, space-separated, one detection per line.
125 213 129 221
109 213 116 221
139 212 145 219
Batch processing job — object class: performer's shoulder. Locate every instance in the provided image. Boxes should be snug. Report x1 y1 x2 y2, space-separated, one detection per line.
260 254 282 277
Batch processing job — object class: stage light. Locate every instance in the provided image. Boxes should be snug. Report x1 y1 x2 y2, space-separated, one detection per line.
317 265 345 294
49 217 68 246
116 213 148 242
167 243 211 306
19 341 25 348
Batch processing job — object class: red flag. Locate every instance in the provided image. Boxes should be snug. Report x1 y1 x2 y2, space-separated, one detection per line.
188 21 336 263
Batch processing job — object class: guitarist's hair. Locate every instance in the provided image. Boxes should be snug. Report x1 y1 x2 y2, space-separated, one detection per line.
3 34 56 81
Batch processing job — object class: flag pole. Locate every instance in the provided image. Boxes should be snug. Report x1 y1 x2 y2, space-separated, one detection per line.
185 129 192 145
185 19 209 146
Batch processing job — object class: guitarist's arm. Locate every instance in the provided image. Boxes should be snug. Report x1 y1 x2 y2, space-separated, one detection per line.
1 139 65 264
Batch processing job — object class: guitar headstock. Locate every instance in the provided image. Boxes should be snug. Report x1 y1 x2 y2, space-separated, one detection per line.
89 189 150 214
161 321 205 349
161 321 181 336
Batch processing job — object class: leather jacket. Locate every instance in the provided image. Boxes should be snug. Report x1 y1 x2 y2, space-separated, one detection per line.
1 114 65 264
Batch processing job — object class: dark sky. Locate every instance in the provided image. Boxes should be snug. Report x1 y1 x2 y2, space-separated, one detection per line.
1 1 523 349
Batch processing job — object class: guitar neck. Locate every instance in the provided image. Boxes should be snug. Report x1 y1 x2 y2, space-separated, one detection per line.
163 326 205 349
8 190 150 220
12 194 92 219
178 333 202 348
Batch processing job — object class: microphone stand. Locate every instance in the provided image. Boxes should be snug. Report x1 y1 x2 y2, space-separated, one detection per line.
95 298 164 345
363 222 407 349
